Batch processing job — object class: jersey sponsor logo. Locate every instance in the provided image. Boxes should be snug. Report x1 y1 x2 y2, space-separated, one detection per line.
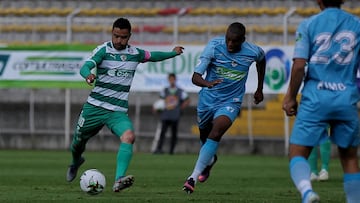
317 81 346 91
215 67 246 80
107 69 134 77
265 48 291 91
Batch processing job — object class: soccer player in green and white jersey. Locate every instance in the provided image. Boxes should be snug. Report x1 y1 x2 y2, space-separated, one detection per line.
66 17 184 192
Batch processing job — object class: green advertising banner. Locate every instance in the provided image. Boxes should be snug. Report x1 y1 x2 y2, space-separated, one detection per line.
0 44 296 93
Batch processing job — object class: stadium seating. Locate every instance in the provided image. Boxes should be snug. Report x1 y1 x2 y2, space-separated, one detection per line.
0 0 359 45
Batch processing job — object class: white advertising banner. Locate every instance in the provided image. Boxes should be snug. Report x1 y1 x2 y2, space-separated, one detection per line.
0 45 295 93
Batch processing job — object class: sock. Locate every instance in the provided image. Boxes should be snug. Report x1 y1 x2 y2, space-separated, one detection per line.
308 147 318 174
289 156 313 198
320 139 331 171
115 143 133 180
70 138 86 166
208 156 215 166
189 139 219 182
344 172 360 203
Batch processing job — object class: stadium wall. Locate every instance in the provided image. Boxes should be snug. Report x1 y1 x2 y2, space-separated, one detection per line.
0 87 343 157
0 88 291 156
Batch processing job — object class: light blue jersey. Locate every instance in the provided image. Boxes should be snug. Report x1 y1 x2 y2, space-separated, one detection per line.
194 36 264 128
291 8 360 147
195 36 265 110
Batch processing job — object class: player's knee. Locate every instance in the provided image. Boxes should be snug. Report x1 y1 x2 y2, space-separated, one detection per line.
120 130 135 144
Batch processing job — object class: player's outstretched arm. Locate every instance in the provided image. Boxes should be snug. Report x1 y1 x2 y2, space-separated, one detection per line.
148 46 184 62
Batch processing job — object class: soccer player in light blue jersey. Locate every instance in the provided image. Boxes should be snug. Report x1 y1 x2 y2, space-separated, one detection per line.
65 17 184 192
282 0 360 202
182 22 266 194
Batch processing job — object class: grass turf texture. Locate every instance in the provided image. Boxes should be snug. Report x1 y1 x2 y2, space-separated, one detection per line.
0 150 346 203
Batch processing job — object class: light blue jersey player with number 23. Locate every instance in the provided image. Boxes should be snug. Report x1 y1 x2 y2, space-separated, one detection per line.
282 0 360 202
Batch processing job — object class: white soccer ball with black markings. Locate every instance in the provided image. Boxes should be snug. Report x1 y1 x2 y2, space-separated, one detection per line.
153 99 165 111
80 169 106 195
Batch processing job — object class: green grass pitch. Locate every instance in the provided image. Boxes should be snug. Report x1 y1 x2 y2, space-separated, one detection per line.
0 150 346 202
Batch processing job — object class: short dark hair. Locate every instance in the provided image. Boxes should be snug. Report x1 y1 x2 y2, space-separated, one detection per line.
113 18 131 32
227 22 246 36
168 73 176 79
322 0 344 7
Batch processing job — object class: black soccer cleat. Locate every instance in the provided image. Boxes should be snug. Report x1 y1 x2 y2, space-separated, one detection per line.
66 157 85 182
182 178 195 194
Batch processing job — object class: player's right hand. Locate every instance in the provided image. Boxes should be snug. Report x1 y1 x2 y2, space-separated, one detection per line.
173 46 184 55
85 74 96 86
207 79 223 88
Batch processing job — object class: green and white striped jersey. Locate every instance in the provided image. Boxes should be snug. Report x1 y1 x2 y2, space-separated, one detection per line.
83 41 150 112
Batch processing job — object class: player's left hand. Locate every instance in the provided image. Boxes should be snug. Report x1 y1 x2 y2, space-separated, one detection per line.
173 46 184 55
253 89 263 104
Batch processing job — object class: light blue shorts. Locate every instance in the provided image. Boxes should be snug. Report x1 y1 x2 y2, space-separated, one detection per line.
197 102 241 129
290 116 360 148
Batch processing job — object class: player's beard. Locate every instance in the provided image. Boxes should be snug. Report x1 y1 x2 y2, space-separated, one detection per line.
114 43 127 50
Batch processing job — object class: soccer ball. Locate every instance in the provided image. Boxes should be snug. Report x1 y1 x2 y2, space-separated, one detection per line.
80 169 106 195
153 99 165 111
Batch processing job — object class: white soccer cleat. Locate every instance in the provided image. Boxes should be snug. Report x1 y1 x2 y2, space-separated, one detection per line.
303 190 320 203
318 169 329 181
310 172 318 181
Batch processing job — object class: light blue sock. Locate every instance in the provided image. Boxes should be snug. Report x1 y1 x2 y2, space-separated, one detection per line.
190 139 219 181
289 156 313 199
344 172 360 203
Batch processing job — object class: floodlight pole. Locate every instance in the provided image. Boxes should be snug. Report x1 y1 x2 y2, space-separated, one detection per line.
282 7 296 45
64 89 71 149
282 7 296 156
173 15 179 45
66 8 81 44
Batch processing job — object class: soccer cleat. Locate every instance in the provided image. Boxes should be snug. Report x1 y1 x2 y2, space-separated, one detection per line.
318 169 329 181
113 175 135 192
182 178 195 194
66 157 85 182
310 172 318 181
303 190 320 203
198 154 218 183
